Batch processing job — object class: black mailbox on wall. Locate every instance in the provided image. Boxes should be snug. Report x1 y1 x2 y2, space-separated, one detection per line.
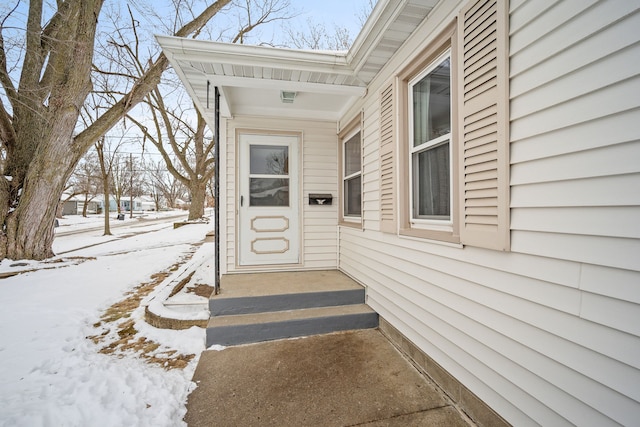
309 194 333 205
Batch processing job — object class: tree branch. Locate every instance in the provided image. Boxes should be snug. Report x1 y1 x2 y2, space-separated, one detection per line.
73 0 231 152
125 108 190 187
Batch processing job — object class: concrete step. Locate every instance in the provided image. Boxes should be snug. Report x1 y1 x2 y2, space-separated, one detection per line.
210 287 365 316
206 304 378 347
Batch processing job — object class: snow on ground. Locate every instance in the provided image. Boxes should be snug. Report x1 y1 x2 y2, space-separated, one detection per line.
0 211 213 427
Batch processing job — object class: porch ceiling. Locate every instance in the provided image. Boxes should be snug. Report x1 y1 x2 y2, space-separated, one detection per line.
156 0 438 124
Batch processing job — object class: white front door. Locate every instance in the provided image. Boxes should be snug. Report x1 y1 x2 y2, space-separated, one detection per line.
238 133 300 266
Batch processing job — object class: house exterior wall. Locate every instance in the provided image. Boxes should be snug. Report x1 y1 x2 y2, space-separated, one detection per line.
223 116 339 273
338 0 640 426
62 201 78 216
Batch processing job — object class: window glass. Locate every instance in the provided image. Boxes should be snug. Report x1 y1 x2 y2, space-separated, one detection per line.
344 133 361 176
250 145 288 175
344 176 361 217
410 52 451 222
412 141 450 219
343 131 362 218
412 57 450 147
249 144 289 206
250 178 289 206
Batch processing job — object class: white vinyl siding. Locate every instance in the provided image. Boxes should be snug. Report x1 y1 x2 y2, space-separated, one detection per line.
339 0 640 426
341 227 640 427
509 0 640 272
225 116 339 272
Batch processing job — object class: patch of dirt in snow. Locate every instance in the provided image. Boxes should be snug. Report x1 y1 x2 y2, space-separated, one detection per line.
187 283 214 299
88 252 199 371
0 256 96 278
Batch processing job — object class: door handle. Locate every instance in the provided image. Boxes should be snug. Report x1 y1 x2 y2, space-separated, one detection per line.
240 195 244 207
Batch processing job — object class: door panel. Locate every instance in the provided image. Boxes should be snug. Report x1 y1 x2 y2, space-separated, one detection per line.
239 134 300 266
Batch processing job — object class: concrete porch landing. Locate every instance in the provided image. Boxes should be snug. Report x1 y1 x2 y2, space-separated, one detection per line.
214 270 364 299
185 329 472 427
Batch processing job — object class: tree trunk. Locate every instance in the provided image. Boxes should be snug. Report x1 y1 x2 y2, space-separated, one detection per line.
115 194 122 214
188 181 207 220
95 138 112 236
56 201 65 218
0 0 100 260
82 195 89 217
0 0 231 260
4 141 80 260
101 178 111 236
103 191 111 236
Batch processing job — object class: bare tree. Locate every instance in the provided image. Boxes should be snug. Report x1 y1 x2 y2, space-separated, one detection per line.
282 0 375 51
229 0 295 44
146 158 187 211
69 152 101 217
207 175 216 208
357 0 377 27
109 153 144 215
120 0 296 220
0 0 232 260
128 97 214 220
283 19 354 50
95 136 116 235
110 154 128 215
148 184 164 212
96 140 111 234
283 19 327 50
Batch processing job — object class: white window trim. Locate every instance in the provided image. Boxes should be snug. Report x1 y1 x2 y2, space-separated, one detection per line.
407 49 453 232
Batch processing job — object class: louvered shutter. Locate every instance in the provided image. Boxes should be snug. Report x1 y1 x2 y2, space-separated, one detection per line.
379 82 396 234
458 0 510 250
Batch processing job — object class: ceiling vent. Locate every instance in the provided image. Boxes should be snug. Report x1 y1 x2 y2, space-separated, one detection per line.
280 91 297 103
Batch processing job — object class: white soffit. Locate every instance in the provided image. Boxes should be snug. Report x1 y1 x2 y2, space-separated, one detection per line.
156 0 437 121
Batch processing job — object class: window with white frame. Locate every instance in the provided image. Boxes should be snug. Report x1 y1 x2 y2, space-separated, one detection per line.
342 130 362 219
409 50 452 225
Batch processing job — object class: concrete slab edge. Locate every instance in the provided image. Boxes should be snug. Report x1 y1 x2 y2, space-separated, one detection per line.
207 311 379 347
209 288 365 315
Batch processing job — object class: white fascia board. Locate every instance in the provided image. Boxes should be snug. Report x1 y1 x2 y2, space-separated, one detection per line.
234 105 343 121
347 0 438 79
157 0 434 97
156 35 353 75
159 37 232 118
205 74 366 97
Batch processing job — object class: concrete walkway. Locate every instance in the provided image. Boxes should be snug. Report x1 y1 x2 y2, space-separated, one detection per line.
185 329 472 426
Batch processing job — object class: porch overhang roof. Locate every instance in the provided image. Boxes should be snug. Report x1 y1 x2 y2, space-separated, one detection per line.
156 0 438 123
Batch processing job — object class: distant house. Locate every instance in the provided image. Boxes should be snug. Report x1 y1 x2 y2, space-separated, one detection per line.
158 0 640 425
61 199 78 216
137 196 158 211
63 195 160 214
61 195 101 215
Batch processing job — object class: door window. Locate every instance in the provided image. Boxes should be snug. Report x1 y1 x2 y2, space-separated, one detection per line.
249 145 289 207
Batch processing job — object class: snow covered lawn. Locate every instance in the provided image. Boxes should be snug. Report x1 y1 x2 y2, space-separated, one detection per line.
0 213 213 427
